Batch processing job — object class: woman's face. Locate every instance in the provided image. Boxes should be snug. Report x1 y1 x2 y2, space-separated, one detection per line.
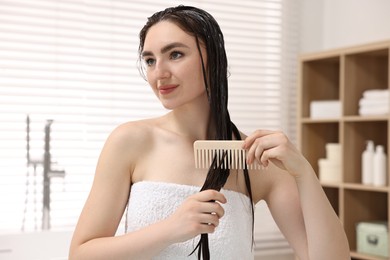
141 21 207 110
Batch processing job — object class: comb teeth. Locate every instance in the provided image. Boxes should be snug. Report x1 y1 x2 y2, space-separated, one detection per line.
193 140 260 170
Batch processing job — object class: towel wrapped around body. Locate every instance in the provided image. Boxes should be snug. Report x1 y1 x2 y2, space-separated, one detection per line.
125 181 254 259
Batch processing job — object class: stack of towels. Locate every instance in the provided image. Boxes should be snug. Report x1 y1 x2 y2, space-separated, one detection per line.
359 89 389 116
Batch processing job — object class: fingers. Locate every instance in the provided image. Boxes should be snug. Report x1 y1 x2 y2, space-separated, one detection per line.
243 129 290 168
189 190 226 230
248 136 272 165
191 190 226 218
242 129 275 149
201 200 225 219
196 189 227 204
199 211 220 227
170 190 228 242
196 202 223 234
245 131 279 165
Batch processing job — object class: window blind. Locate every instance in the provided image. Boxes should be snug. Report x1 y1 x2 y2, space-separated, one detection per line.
0 0 299 253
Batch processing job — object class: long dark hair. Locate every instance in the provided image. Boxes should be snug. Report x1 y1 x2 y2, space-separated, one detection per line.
138 5 254 259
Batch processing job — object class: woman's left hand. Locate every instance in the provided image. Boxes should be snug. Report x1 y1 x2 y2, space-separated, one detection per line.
242 129 309 177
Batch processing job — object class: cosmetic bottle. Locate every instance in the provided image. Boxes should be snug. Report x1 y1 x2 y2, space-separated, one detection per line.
373 145 387 186
362 140 374 185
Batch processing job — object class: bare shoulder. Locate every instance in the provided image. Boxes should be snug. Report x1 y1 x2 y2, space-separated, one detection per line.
99 118 160 170
109 118 156 147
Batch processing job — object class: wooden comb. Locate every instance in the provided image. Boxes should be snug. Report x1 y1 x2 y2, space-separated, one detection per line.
193 140 261 170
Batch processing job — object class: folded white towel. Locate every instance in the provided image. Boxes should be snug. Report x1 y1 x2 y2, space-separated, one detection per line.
359 98 389 107
359 106 389 116
310 100 341 118
126 181 254 260
363 89 389 99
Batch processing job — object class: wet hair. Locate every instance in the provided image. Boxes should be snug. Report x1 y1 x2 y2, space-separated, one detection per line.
138 5 254 259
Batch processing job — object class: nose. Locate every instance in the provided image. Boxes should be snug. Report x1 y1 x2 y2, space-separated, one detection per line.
154 60 171 79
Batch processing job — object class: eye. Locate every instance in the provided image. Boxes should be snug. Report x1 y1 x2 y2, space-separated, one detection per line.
144 58 155 67
170 51 183 60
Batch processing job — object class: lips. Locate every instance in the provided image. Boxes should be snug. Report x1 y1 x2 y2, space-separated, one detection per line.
158 84 177 95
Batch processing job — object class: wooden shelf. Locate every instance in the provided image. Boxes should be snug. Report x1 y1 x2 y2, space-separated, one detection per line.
298 40 390 260
300 117 340 123
344 116 389 122
350 251 388 260
343 183 389 193
301 116 388 123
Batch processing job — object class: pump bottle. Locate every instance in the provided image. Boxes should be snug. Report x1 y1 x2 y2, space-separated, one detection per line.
373 145 387 186
362 140 374 185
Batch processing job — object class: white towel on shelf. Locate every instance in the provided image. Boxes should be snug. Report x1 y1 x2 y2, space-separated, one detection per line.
310 100 341 118
359 98 388 108
125 181 254 260
359 89 389 115
362 89 389 99
359 106 389 116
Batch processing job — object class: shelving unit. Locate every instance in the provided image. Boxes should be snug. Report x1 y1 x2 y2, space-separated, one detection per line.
298 40 390 260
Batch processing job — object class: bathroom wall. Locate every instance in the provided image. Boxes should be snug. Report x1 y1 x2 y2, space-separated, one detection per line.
0 231 72 260
300 0 390 53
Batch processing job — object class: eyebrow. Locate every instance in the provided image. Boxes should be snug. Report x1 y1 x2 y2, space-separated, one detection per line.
141 42 189 57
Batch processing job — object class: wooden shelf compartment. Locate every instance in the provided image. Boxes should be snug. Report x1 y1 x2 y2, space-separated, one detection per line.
343 48 389 117
300 56 341 118
343 189 388 254
300 122 339 175
343 121 388 184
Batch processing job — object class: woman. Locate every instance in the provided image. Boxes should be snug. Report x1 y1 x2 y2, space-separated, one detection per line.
69 5 350 260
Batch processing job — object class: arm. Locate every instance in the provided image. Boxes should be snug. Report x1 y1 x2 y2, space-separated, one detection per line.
69 123 166 259
244 130 350 260
69 124 227 259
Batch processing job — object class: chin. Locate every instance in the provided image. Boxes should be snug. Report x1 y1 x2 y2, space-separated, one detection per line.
160 103 176 110
159 99 183 110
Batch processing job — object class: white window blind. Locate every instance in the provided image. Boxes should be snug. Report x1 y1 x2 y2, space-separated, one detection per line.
0 0 299 252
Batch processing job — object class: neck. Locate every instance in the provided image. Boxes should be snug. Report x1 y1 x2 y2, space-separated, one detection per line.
165 96 216 141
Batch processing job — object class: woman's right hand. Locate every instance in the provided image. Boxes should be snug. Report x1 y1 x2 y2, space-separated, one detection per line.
166 189 227 243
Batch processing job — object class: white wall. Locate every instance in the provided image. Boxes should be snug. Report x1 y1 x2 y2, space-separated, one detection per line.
0 231 72 260
300 0 390 53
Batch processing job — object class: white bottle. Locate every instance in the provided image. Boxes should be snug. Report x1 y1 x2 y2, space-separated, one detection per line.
362 140 374 185
373 145 387 186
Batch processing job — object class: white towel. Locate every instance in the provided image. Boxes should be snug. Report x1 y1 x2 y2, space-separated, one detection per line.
126 181 254 260
359 106 389 116
359 98 389 108
310 100 341 118
359 98 390 111
359 90 389 115
363 89 389 99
